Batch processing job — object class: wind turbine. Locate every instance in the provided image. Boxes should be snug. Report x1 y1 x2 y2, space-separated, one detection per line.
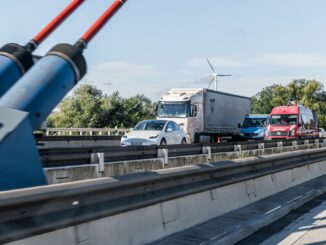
206 58 232 91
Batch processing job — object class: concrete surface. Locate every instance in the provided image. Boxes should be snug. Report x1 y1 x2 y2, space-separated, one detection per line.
8 154 326 245
155 175 326 245
261 196 326 245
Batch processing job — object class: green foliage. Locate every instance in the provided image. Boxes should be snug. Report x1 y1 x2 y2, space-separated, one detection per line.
47 85 157 128
251 79 326 128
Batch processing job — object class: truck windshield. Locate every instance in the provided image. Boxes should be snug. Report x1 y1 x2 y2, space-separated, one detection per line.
269 114 298 125
157 102 190 118
243 118 267 127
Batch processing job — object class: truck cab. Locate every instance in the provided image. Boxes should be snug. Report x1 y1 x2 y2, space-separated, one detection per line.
157 88 203 143
265 101 318 139
240 114 268 140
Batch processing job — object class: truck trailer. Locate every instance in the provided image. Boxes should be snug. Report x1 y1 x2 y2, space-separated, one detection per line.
157 88 251 143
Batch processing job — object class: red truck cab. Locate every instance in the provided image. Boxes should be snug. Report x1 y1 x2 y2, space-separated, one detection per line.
265 102 318 139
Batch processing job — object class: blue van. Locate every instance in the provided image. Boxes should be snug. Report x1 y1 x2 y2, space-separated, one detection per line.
240 114 269 140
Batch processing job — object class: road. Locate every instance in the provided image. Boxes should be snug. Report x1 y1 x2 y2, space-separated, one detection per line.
237 193 326 245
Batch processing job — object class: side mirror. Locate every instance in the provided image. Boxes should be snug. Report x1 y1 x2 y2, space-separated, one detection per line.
191 105 197 117
238 123 241 128
298 123 302 127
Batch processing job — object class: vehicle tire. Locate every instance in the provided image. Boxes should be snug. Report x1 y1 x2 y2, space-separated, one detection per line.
181 138 187 144
160 139 167 146
194 133 199 144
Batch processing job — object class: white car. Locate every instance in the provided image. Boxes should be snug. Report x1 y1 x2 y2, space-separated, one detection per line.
319 128 326 138
121 120 187 146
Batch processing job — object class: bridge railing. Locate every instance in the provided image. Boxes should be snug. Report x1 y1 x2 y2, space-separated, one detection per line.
45 127 129 136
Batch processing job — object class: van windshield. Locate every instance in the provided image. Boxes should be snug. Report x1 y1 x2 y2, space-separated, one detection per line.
243 118 267 127
157 102 190 118
269 114 298 125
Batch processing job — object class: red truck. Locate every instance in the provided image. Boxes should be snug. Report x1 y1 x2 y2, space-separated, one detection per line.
265 102 318 139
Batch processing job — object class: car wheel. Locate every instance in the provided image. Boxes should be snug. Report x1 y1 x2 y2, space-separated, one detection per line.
160 139 167 146
181 138 187 144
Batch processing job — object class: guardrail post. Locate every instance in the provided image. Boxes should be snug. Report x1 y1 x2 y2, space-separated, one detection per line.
277 142 283 152
258 143 264 154
202 146 212 160
304 139 310 149
234 144 241 154
158 148 168 165
315 139 320 148
292 141 297 149
323 139 326 147
91 152 105 173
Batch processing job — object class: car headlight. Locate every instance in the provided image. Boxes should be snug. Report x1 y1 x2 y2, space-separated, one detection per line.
239 133 244 136
289 129 295 136
149 134 159 139
122 135 128 139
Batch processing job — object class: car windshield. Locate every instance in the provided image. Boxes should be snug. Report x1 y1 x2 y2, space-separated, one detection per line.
243 118 267 127
269 114 298 125
134 121 166 131
157 102 190 118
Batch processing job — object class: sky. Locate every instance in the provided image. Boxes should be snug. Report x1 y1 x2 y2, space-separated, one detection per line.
1 0 326 100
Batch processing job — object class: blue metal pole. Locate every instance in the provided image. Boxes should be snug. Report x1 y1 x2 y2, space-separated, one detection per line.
0 44 86 130
0 44 34 97
0 55 23 94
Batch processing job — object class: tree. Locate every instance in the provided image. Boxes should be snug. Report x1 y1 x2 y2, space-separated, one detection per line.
47 84 157 128
251 85 277 114
251 79 326 128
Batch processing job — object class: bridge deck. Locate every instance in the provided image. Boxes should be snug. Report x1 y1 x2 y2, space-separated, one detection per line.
154 174 326 245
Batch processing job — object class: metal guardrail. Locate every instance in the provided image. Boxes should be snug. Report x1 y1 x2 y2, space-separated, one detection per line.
36 135 121 141
1 147 326 243
38 138 326 167
45 127 129 136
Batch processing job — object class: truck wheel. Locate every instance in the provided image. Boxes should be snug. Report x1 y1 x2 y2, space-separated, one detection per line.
194 133 199 143
160 139 167 146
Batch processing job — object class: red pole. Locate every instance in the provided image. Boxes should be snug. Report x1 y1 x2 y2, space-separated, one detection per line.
80 0 127 45
34 0 85 44
25 0 85 52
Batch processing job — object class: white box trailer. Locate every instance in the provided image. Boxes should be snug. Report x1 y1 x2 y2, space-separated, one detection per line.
157 88 250 143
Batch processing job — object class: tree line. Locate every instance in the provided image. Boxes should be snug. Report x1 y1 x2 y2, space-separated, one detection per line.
47 85 157 128
48 79 326 129
251 79 326 128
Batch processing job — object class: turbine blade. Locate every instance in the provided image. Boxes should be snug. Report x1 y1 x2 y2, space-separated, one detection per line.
207 76 215 89
217 74 232 77
206 58 215 73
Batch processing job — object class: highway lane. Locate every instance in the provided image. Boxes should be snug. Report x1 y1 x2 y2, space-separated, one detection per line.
261 194 326 245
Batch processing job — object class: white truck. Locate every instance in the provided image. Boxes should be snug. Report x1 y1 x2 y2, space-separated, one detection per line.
157 88 251 143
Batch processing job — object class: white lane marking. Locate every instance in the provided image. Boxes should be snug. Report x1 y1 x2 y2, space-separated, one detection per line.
209 231 228 241
265 205 282 215
305 190 314 195
287 195 303 204
72 200 79 205
199 242 206 245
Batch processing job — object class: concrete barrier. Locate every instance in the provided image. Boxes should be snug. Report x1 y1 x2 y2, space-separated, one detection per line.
45 142 326 184
13 149 326 245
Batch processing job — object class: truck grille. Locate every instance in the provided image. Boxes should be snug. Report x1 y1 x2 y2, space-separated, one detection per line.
270 131 288 136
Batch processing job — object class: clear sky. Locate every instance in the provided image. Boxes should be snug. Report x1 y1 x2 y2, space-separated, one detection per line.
1 0 326 100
